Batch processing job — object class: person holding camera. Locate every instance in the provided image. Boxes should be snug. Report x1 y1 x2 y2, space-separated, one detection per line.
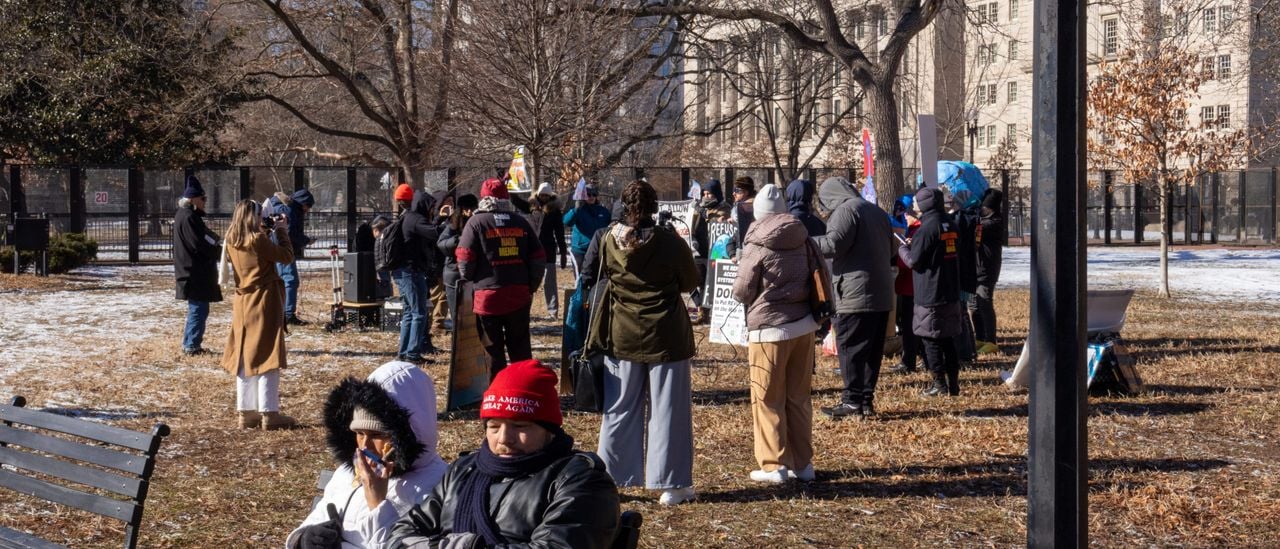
221 199 297 430
286 360 448 549
263 189 315 325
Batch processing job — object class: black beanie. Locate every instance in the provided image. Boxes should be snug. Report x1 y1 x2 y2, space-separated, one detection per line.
982 188 1005 211
915 187 943 213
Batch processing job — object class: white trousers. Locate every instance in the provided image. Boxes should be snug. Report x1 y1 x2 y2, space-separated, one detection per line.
236 367 280 412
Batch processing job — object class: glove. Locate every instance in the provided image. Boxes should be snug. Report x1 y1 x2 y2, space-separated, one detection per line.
440 532 483 549
298 504 342 549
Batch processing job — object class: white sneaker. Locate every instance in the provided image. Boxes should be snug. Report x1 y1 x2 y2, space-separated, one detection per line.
658 486 696 505
749 466 790 484
788 464 815 482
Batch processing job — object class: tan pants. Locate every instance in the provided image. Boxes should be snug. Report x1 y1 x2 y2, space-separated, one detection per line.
747 332 815 472
429 281 448 331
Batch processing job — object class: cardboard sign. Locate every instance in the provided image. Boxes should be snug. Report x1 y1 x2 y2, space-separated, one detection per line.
656 199 697 250
506 146 531 192
446 282 490 411
706 221 736 261
918 114 939 188
709 261 748 347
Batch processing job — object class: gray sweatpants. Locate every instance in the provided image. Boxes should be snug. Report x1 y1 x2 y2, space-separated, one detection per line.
597 356 694 490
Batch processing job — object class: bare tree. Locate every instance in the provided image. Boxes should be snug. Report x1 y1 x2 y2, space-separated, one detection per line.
236 0 460 186
585 0 951 208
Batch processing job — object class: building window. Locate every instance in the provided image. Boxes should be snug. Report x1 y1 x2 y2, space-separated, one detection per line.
1008 81 1018 102
977 85 988 106
1009 0 1018 19
1200 106 1215 128
987 83 998 105
833 98 843 121
986 125 997 148
1008 40 1018 60
1218 55 1232 79
1103 18 1118 57
812 104 820 136
1203 8 1216 33
879 13 889 34
981 44 998 65
1219 6 1233 31
833 63 842 88
1007 123 1017 143
989 2 999 23
1217 105 1231 128
855 20 866 40
1203 56 1217 79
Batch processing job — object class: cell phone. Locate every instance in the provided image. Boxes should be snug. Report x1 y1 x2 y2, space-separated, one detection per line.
359 448 386 474
894 232 908 245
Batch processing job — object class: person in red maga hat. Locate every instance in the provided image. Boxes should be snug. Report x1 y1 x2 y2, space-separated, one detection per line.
388 359 620 549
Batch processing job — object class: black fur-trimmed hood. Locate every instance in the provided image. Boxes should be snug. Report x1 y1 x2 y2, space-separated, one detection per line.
323 361 442 476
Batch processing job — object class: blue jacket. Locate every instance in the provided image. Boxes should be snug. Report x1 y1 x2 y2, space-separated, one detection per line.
563 202 611 255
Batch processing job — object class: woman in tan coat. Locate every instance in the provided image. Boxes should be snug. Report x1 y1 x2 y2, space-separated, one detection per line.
221 199 297 430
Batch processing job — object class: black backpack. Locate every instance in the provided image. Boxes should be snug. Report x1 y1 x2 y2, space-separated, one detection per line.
375 214 408 272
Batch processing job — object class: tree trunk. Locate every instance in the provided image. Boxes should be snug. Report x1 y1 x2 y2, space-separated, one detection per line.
864 77 905 210
1157 173 1171 298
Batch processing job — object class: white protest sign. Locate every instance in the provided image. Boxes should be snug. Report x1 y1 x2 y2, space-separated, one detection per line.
918 114 939 188
709 261 748 347
656 199 697 250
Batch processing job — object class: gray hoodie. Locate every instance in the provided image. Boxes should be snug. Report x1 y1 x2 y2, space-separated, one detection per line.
813 177 895 313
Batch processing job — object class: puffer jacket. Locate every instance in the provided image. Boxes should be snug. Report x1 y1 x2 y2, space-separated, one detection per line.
813 177 895 314
732 213 815 330
899 188 962 339
403 191 440 276
386 451 621 549
287 361 449 549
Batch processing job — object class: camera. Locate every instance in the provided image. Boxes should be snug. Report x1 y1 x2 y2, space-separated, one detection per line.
657 210 675 231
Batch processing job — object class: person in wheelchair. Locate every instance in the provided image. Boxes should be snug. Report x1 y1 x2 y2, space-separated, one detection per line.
387 359 620 549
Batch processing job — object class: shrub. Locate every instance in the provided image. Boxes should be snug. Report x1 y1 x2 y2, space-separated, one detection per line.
1 233 99 274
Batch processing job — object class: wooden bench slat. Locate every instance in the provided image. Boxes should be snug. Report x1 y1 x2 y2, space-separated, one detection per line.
0 425 150 476
0 446 144 498
0 469 140 524
0 406 157 452
0 526 66 549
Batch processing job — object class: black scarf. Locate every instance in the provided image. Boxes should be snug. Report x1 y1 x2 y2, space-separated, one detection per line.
453 432 575 546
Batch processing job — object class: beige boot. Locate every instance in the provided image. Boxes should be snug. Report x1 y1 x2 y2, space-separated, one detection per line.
238 411 261 429
261 411 297 431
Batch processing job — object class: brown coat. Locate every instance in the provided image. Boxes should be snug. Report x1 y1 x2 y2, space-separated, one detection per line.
221 227 294 377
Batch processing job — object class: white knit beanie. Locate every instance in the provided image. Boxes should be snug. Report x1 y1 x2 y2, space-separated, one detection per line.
754 184 786 216
349 407 387 433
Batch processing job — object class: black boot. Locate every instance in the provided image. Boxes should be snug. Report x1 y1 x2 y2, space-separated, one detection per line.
921 372 948 397
946 369 960 396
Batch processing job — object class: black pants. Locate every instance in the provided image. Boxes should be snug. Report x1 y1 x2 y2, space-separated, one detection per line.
476 303 533 379
920 336 960 388
833 311 889 407
952 293 976 361
968 284 997 343
895 295 922 368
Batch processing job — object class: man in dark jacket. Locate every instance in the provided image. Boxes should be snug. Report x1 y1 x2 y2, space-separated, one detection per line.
690 178 731 323
387 359 620 549
428 191 453 332
264 188 315 325
387 184 431 363
899 187 963 397
173 175 222 356
403 188 441 355
458 179 546 377
812 176 896 419
563 183 610 275
972 189 1005 354
785 178 827 237
950 196 981 362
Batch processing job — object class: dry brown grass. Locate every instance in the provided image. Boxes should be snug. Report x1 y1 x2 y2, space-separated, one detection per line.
1 265 1278 547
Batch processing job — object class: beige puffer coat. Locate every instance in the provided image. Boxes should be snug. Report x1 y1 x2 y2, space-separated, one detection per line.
732 213 817 330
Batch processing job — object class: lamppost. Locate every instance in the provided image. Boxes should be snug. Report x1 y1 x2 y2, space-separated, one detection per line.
967 109 979 164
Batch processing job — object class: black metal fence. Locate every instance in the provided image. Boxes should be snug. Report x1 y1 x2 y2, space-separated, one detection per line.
2 164 1276 263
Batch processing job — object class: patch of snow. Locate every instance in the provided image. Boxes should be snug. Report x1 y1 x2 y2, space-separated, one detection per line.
999 246 1280 302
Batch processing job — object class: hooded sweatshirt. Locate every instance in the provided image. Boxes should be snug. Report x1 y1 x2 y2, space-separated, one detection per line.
785 179 827 237
402 191 439 275
287 189 315 255
813 177 895 314
287 361 448 549
457 192 546 315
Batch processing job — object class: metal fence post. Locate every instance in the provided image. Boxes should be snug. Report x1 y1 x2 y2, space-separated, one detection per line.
239 167 251 201
807 167 817 184
128 168 142 264
1103 171 1113 246
680 168 691 198
1210 173 1219 244
1001 170 1011 246
69 166 85 234
1183 182 1191 244
8 165 23 218
1237 170 1247 242
1133 183 1143 244
293 166 306 192
724 168 735 205
346 167 358 249
447 167 458 192
1270 167 1278 243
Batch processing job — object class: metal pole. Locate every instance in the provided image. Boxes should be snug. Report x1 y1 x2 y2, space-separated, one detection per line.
238 167 251 201
69 167 85 234
1030 0 1088 544
346 167 358 250
293 166 306 192
128 168 142 264
1134 183 1144 244
1269 167 1278 243
1001 169 1011 247
1183 182 1191 244
681 168 691 198
1237 170 1246 242
1104 171 1113 246
1211 173 1219 244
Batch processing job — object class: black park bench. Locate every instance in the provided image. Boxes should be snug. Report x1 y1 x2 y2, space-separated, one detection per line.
0 396 170 548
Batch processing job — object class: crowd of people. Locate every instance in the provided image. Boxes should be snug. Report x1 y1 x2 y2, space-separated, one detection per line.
170 170 1006 547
